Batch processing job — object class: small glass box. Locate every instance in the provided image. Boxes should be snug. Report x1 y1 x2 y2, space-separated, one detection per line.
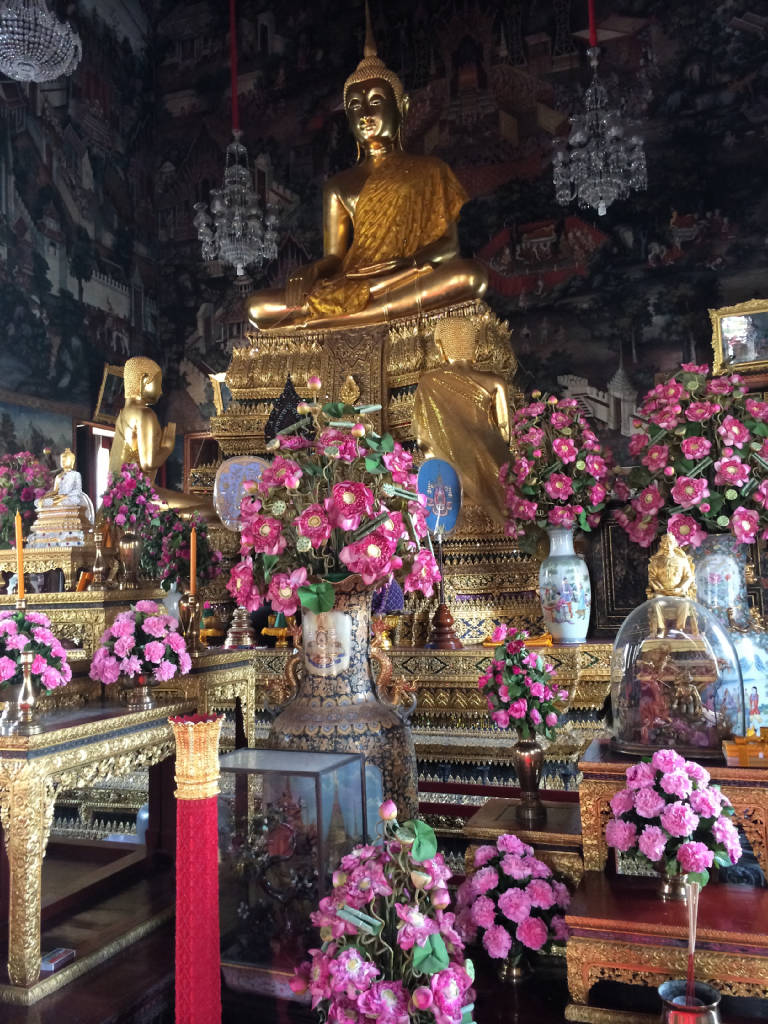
218 748 366 999
610 595 745 759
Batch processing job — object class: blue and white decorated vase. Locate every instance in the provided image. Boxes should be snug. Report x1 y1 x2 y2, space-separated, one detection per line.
538 527 591 644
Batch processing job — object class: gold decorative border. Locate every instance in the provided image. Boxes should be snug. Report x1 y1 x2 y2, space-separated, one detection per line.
710 298 768 376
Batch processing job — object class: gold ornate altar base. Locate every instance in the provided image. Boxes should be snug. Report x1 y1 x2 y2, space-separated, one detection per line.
0 544 95 592
0 698 192 1000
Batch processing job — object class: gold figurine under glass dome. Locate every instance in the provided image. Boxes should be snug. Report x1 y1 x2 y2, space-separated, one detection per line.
246 3 487 332
611 534 745 758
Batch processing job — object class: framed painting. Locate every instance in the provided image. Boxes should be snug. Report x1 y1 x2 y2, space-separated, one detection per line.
93 364 124 424
711 298 768 375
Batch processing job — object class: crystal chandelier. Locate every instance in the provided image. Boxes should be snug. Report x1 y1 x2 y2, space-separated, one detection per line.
0 0 81 83
552 3 646 216
192 0 278 276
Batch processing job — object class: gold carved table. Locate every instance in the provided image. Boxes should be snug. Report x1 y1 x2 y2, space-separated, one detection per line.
579 738 768 877
565 872 768 1022
0 545 95 593
0 699 192 995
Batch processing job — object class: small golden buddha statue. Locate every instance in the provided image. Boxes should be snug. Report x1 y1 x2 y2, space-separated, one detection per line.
246 6 487 332
646 533 698 637
28 448 94 548
413 317 510 525
109 356 213 516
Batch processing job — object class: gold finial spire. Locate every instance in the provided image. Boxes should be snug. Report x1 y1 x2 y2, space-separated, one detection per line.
363 0 376 57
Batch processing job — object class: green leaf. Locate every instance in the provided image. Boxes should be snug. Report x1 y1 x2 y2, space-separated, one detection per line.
323 401 357 418
685 869 710 888
380 433 395 453
405 818 438 862
298 581 335 613
713 851 733 869
261 554 279 583
412 932 449 975
365 455 386 474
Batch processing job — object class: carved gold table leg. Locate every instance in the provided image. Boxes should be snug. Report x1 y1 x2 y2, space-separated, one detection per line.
1 772 56 986
578 781 616 872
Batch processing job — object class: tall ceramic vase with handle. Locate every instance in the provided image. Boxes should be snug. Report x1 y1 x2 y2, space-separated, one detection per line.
268 574 419 825
538 527 591 644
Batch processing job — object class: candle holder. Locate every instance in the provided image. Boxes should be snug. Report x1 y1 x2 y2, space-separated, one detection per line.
178 591 203 657
17 649 42 736
88 531 108 590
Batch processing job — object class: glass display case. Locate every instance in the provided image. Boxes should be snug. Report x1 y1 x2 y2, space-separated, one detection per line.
218 748 366 999
610 595 745 758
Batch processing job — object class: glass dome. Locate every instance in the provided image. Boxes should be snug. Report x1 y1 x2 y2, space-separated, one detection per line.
611 595 745 759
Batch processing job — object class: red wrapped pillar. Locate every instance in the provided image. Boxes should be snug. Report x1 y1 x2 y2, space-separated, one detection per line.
170 714 224 1024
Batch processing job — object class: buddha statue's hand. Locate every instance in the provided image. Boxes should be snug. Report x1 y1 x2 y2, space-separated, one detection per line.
346 258 411 279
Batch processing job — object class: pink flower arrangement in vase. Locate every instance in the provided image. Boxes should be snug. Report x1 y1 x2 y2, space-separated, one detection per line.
454 834 570 979
290 801 475 1024
100 462 161 533
605 748 742 895
500 392 612 542
0 607 72 690
139 509 222 591
228 387 440 616
89 600 192 688
0 451 52 547
617 363 768 548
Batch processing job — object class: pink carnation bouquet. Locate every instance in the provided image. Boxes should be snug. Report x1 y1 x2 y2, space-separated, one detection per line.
228 387 440 616
618 363 768 548
0 451 52 547
500 391 612 543
290 801 475 1024
89 600 192 685
479 626 568 738
454 834 570 968
0 607 72 690
605 748 742 886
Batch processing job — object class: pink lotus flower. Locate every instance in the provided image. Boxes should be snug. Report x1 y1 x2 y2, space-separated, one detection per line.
642 444 669 472
685 400 719 422
295 504 332 548
544 472 573 500
714 456 750 487
746 397 768 422
589 483 607 506
226 557 265 612
677 841 714 874
718 415 751 448
241 514 287 556
402 548 441 598
632 484 665 515
548 504 577 529
626 513 659 548
430 965 473 1023
629 433 649 457
585 454 608 480
267 568 308 616
553 437 578 464
259 454 303 491
394 903 440 949
671 476 709 509
324 481 375 531
753 480 768 510
680 436 712 460
340 531 402 587
329 948 380 995
638 824 667 862
668 513 707 548
732 506 759 543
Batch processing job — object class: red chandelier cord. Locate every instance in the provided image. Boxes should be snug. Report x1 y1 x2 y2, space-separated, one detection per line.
229 0 239 131
588 0 597 47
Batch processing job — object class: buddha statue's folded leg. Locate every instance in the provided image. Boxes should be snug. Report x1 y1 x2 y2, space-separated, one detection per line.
247 286 306 330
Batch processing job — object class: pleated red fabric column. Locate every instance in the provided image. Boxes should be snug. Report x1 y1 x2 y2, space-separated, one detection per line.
170 714 224 1024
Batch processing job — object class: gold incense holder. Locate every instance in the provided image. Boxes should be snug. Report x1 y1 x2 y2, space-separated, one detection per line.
170 714 224 800
178 591 203 657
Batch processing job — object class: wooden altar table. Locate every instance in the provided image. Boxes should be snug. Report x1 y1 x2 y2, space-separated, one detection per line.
564 872 768 1022
0 698 193 1001
578 737 768 877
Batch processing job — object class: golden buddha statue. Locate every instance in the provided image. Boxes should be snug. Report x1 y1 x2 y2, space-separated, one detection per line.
109 356 212 516
246 6 487 332
28 448 94 548
413 317 510 525
646 533 698 637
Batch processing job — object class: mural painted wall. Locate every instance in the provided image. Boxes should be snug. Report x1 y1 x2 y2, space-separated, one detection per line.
0 0 159 442
153 0 768 463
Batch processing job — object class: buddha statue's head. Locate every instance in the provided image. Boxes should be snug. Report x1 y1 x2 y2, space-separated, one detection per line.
124 356 163 404
343 3 408 151
434 318 477 365
59 447 76 470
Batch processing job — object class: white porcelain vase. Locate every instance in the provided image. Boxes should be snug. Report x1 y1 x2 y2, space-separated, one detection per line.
538 527 591 644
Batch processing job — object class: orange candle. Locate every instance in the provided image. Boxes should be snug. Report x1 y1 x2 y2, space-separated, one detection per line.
14 511 24 601
189 527 197 596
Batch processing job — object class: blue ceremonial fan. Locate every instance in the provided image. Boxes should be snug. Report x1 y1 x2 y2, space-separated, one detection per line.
214 456 268 530
416 458 461 535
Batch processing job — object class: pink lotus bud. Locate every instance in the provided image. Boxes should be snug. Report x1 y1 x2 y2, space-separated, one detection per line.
410 870 430 890
332 870 347 888
289 974 308 995
431 887 450 909
412 987 434 1011
350 423 366 438
663 466 674 476
307 375 322 392
297 401 312 415
379 799 398 821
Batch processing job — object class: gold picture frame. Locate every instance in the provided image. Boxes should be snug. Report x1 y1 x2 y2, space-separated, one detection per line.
92 363 124 425
710 298 768 375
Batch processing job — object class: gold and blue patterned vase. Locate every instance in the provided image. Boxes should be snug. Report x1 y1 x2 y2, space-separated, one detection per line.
538 527 591 644
268 574 418 824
